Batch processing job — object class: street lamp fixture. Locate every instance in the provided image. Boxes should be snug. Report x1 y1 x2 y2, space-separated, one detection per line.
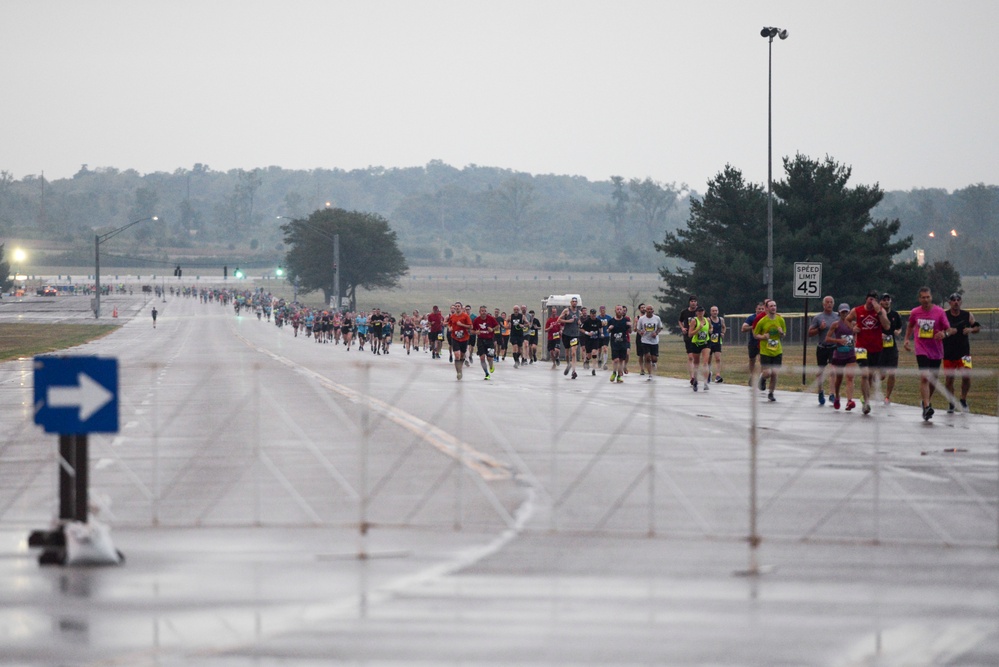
94 216 158 318
761 25 788 301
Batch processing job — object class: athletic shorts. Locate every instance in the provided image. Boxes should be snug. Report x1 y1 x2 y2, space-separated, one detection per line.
692 343 709 357
708 341 722 354
547 338 561 354
760 354 783 366
942 357 972 371
684 339 699 355
816 346 835 367
915 355 941 370
856 350 881 368
451 339 469 354
880 347 899 369
747 344 759 359
476 338 495 357
563 336 579 351
830 355 855 367
610 344 629 361
510 332 524 345
643 343 660 358
585 336 602 353
635 341 646 358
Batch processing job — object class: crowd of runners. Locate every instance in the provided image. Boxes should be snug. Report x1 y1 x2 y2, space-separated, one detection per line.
188 284 984 422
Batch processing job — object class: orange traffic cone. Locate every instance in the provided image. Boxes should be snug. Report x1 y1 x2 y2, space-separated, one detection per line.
112 307 118 318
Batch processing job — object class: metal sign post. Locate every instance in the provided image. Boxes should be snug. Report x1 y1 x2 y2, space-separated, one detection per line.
793 262 822 385
30 356 120 565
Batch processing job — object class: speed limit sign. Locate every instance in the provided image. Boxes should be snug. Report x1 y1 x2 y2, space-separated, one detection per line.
793 262 822 298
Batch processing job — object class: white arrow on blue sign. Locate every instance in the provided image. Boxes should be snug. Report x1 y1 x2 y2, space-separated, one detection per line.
34 356 119 434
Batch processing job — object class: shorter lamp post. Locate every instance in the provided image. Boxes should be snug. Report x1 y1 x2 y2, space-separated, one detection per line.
94 216 157 318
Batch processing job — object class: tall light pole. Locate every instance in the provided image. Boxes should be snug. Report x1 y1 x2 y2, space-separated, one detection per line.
761 26 788 301
94 216 157 318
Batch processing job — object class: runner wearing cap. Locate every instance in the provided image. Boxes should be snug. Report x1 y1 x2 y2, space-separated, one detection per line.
942 292 980 413
826 302 858 410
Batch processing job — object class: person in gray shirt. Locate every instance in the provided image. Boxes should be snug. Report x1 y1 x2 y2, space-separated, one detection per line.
808 296 839 406
558 297 583 380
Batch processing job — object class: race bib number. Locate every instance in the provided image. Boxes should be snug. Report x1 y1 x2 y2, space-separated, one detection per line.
552 332 560 340
766 338 779 350
569 338 578 347
613 332 623 342
694 331 709 344
437 333 444 340
962 355 973 369
710 333 719 343
918 319 935 339
882 333 895 348
855 347 868 361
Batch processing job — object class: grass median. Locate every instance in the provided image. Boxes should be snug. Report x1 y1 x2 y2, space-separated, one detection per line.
0 324 119 362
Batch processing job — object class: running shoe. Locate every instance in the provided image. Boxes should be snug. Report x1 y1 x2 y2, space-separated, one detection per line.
767 392 776 402
457 368 462 380
715 376 723 384
818 390 826 406
610 372 617 382
483 374 491 381
693 380 698 392
845 400 856 411
571 371 578 380
703 382 709 391
922 404 934 421
758 376 767 391
947 403 955 414
489 364 494 373
616 377 623 383
564 366 570 376
833 397 841 410
961 399 969 412
862 402 871 415
591 369 596 376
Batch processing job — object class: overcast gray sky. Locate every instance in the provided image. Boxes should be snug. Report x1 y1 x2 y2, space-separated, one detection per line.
2 0 997 192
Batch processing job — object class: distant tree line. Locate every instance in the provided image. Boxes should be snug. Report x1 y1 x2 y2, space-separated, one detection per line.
0 160 995 276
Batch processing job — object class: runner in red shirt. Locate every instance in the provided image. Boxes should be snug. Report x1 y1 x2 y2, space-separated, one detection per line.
447 303 473 380
846 290 891 414
545 308 563 369
473 306 499 380
426 305 444 359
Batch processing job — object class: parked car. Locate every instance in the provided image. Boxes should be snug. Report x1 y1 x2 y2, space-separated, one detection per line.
38 286 58 297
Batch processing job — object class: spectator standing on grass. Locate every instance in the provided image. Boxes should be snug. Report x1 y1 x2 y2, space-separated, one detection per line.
902 286 951 422
942 292 980 413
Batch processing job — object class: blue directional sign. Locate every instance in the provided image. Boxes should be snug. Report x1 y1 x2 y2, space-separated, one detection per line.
34 356 119 434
